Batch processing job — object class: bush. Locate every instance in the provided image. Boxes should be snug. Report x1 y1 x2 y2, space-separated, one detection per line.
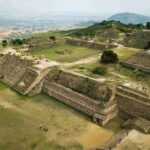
101 50 119 63
11 39 23 45
146 22 150 29
78 66 85 70
49 36 56 41
92 66 107 75
2 40 8 47
144 41 150 50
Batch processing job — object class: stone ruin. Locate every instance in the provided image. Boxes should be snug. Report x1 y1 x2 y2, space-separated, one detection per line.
43 69 117 125
0 51 150 127
0 50 58 96
64 37 118 50
122 50 150 73
27 36 56 51
24 36 118 52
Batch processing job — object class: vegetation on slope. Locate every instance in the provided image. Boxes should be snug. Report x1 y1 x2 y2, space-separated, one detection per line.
66 20 147 38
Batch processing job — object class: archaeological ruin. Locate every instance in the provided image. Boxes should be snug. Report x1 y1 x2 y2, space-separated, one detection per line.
0 50 150 128
64 37 118 50
122 50 150 73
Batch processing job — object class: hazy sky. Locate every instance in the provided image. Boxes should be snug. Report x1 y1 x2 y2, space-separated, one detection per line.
0 0 150 16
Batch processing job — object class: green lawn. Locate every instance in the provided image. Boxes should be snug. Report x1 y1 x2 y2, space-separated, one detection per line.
0 82 124 150
29 44 100 62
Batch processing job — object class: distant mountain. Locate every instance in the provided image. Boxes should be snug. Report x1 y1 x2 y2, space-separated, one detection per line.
74 21 97 28
108 12 150 24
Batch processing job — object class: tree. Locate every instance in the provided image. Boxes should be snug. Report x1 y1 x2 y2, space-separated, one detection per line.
144 41 150 50
146 22 150 29
101 50 119 63
2 40 8 47
49 36 56 41
136 24 144 28
12 39 23 45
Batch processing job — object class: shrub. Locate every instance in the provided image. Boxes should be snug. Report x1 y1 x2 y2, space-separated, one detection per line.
11 39 23 45
144 41 150 50
49 36 56 41
146 22 150 29
78 66 85 70
2 40 8 47
92 66 107 75
101 50 119 63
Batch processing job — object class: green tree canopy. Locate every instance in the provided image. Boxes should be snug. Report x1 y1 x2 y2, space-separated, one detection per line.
2 40 8 47
101 50 119 63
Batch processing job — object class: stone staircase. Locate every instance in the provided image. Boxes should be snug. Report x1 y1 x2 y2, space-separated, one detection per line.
14 67 50 95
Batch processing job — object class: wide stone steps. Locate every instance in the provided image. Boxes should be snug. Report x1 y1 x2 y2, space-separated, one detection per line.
24 68 49 95
116 92 150 106
117 86 150 104
117 84 149 97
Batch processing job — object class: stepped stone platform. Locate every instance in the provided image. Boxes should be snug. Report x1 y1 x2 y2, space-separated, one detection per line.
43 69 117 125
0 50 150 127
122 118 150 133
0 50 58 96
122 50 150 73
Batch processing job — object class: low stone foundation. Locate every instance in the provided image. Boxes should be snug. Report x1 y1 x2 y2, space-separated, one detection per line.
65 38 117 50
122 51 150 73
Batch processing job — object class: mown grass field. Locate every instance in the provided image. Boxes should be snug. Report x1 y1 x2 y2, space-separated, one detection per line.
29 44 100 63
0 82 125 150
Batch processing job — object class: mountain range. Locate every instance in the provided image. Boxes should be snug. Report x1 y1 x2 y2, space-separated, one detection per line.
108 12 150 24
0 12 150 30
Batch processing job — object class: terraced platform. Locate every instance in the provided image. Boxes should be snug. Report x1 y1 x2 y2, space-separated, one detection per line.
122 50 150 73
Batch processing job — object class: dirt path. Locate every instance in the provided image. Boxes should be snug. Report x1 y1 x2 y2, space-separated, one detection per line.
62 55 100 67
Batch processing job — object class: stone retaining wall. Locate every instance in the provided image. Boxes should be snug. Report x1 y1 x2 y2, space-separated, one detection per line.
46 69 115 102
43 81 117 125
65 38 117 50
121 51 150 73
116 85 150 120
122 62 150 73
28 42 56 51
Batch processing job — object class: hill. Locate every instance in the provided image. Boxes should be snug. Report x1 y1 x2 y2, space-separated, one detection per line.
63 20 150 48
74 21 97 28
67 20 142 38
108 12 150 24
